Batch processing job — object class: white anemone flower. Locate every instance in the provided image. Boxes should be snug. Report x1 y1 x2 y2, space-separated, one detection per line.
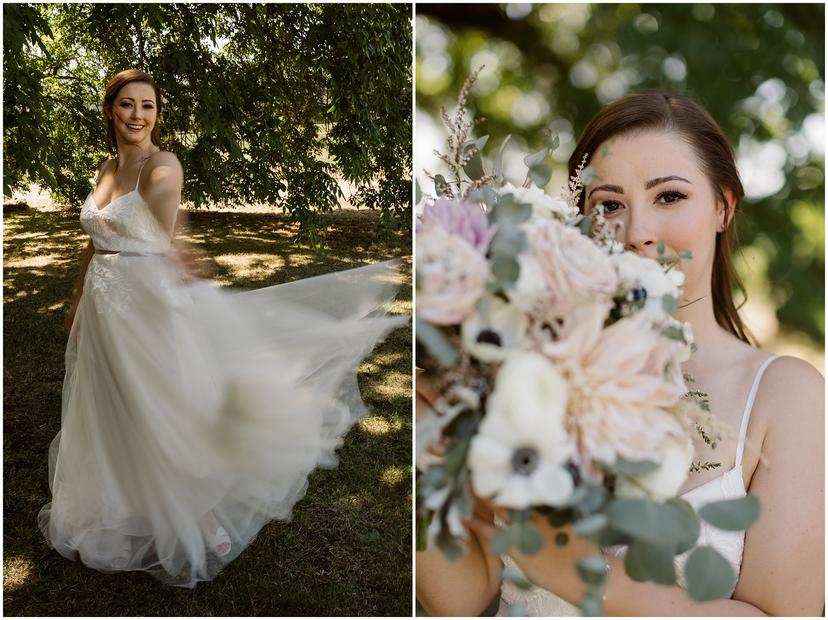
468 352 575 509
461 296 528 362
614 435 694 501
612 252 685 323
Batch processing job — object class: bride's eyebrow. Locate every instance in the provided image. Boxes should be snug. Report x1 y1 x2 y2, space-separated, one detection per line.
645 175 691 189
587 184 623 199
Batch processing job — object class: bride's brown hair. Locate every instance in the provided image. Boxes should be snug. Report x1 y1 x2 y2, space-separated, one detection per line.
103 69 163 157
569 90 757 346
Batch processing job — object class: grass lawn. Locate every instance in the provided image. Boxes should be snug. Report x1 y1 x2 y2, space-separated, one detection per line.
3 204 412 616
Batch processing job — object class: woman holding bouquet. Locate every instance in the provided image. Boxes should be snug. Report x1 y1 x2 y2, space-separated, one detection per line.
416 91 824 616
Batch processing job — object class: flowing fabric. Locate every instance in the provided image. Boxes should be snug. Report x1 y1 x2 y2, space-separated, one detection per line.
37 187 404 587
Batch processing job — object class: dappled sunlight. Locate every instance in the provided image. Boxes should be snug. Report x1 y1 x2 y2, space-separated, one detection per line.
3 556 35 592
362 373 410 401
5 254 64 269
361 349 406 371
212 252 315 279
359 415 403 435
380 465 408 486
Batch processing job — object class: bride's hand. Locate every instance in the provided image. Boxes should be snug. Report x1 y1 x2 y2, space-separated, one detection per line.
64 298 79 335
466 499 597 602
171 243 217 283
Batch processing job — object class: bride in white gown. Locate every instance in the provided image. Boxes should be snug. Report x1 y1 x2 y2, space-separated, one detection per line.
37 69 404 588
415 91 824 616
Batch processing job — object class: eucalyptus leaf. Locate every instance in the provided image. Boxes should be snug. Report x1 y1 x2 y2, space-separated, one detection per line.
435 525 466 561
606 457 660 476
661 294 678 315
573 513 609 537
462 148 486 181
523 147 550 168
579 592 604 617
495 134 513 184
547 132 560 151
415 179 422 205
698 495 760 531
577 215 594 236
501 565 533 590
661 324 686 341
528 163 552 187
665 498 701 554
684 546 738 601
434 174 450 198
514 521 543 555
657 240 666 256
415 318 458 367
624 539 677 585
577 554 608 584
491 256 520 284
606 498 680 544
490 526 513 555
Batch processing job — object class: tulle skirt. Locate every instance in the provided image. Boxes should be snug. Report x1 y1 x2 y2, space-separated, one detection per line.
37 253 403 587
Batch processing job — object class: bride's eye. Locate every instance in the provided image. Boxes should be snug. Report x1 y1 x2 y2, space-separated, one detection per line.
657 190 687 205
596 200 623 215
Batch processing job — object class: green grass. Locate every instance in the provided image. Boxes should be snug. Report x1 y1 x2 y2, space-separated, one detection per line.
3 204 412 616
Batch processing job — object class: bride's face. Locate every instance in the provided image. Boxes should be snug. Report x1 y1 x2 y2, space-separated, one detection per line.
110 81 158 148
583 130 729 300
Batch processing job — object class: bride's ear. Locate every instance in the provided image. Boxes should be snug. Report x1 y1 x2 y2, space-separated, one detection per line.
717 188 737 232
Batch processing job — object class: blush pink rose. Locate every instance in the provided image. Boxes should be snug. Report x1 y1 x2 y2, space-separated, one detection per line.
532 220 618 315
417 223 489 325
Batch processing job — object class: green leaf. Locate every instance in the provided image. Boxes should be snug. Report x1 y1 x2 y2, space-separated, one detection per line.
624 539 677 585
698 495 760 531
661 324 686 341
490 526 513 555
579 591 604 617
657 240 666 256
501 565 533 589
594 525 633 547
491 255 520 284
528 163 551 187
415 179 422 205
577 215 594 236
606 498 679 544
662 294 678 315
547 132 560 151
524 148 549 168
434 174 450 198
462 148 486 181
684 546 738 601
573 513 609 537
665 498 701 554
514 521 543 555
494 134 513 184
577 554 608 585
606 457 660 476
415 318 458 367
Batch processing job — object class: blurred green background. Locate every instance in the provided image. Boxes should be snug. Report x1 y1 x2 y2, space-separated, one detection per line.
416 3 824 372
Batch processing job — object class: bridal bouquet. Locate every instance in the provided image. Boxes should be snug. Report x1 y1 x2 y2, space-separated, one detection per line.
416 71 759 615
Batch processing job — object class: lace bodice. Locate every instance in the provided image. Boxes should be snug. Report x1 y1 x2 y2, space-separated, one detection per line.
80 186 170 254
499 354 780 616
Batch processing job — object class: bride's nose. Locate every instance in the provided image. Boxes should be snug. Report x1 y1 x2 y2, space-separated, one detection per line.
623 214 660 258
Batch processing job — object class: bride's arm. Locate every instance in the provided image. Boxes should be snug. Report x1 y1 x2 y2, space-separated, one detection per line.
65 239 95 333
494 356 825 616
416 501 503 617
142 152 215 280
415 374 503 616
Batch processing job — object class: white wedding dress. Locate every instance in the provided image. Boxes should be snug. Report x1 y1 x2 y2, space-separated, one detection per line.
37 168 404 587
498 354 780 616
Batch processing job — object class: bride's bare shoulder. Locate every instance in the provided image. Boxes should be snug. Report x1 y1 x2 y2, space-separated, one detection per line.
759 352 824 426
142 151 183 192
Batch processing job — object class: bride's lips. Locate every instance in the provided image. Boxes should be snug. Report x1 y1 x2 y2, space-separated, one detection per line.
126 124 145 132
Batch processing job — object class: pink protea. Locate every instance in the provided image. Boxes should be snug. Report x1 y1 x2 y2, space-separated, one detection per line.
418 199 493 255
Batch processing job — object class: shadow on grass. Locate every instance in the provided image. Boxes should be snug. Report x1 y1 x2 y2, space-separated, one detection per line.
3 207 412 616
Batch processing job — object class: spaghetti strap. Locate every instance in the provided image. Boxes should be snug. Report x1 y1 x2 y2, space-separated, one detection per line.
735 354 780 467
134 158 149 192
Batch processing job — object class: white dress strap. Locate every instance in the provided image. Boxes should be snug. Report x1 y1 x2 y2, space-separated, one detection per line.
735 354 780 467
134 158 150 192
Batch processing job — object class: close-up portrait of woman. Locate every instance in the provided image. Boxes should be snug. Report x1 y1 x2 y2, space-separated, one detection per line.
415 3 824 617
